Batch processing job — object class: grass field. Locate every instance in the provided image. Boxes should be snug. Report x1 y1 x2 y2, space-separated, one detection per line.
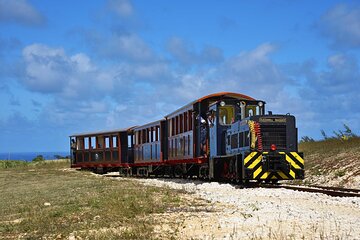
0 160 186 239
298 137 360 186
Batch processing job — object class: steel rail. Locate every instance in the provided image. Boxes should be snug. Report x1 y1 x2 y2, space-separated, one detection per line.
263 184 360 197
101 173 360 197
307 185 360 193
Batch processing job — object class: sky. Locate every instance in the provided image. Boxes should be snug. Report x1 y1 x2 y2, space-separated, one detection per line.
0 0 360 152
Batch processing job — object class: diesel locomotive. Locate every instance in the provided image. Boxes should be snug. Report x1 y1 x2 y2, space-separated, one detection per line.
70 92 304 182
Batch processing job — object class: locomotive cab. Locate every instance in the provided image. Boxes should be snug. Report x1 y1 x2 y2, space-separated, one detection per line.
208 99 265 158
208 99 304 182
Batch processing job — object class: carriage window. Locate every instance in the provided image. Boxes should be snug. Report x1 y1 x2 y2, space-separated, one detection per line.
112 136 118 148
97 136 104 149
175 116 179 135
128 135 132 148
172 118 175 136
90 137 96 149
184 112 188 132
180 114 183 133
153 127 157 142
156 126 160 141
188 111 193 131
135 131 139 145
142 129 146 143
105 137 110 148
219 106 235 125
84 137 89 150
76 137 84 150
148 128 152 143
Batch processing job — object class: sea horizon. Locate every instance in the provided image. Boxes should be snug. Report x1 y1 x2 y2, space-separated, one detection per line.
0 151 70 161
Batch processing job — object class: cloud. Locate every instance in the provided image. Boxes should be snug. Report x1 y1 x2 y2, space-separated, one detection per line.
107 0 133 18
80 29 155 62
318 4 360 48
166 37 224 65
0 0 45 26
21 44 72 93
15 39 360 141
294 53 360 137
216 43 288 97
100 33 154 61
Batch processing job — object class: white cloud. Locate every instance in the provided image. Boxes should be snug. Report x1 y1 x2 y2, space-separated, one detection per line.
91 33 154 61
17 40 360 140
70 53 96 72
107 0 133 17
166 37 224 65
0 0 45 26
294 53 360 138
22 44 70 93
319 4 360 48
21 44 116 97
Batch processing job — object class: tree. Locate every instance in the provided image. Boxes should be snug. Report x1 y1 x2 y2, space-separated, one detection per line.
32 155 45 162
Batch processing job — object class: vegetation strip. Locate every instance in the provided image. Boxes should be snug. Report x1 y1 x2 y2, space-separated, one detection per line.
0 159 187 239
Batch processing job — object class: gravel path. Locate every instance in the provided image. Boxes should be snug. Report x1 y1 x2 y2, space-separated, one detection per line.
132 178 360 239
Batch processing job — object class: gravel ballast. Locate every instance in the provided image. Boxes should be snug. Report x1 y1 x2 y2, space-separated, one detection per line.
132 178 360 239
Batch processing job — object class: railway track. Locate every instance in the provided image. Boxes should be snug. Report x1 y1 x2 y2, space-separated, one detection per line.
102 173 360 197
262 184 360 197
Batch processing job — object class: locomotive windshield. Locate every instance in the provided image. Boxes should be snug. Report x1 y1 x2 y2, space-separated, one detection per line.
219 105 235 125
246 104 264 117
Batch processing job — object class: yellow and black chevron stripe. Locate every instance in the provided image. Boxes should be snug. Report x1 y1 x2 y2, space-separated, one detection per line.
244 151 304 180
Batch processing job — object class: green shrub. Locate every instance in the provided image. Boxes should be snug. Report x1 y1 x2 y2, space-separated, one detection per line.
0 160 28 169
334 169 346 178
32 155 45 162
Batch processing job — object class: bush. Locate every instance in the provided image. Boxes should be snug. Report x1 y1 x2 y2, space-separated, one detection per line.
32 155 45 162
0 160 28 169
300 136 315 143
334 169 346 178
333 123 357 140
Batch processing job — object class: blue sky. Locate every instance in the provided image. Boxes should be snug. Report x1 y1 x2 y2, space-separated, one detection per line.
0 0 360 152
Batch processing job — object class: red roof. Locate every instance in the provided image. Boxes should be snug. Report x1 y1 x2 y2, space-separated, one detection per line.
196 92 255 102
165 92 256 118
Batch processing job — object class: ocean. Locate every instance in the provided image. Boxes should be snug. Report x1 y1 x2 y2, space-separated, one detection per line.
0 152 70 161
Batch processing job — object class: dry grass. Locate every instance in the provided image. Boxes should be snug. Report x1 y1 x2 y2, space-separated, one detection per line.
298 137 360 187
0 160 184 239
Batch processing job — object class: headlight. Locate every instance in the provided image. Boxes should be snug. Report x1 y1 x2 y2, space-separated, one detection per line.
220 101 226 107
258 102 263 107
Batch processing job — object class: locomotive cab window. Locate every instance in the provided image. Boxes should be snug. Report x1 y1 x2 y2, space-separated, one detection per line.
246 106 257 117
246 104 263 117
219 106 235 125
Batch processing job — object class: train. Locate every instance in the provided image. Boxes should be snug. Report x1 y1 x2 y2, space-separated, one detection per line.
70 92 304 183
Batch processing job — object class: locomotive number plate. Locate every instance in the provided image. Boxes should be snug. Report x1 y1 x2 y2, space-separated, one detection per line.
259 117 286 123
